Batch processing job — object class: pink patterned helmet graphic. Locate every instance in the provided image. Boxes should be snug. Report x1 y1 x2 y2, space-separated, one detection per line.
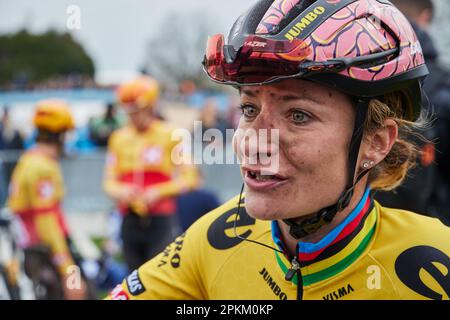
256 0 301 34
300 0 425 81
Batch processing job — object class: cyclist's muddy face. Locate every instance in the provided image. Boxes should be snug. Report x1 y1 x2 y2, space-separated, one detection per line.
235 79 355 221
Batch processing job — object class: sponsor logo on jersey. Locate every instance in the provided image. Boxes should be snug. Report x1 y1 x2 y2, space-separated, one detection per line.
395 246 450 300
207 200 255 250
158 233 186 268
37 180 55 199
126 270 146 296
284 6 326 41
109 284 130 300
259 267 288 300
322 284 355 300
142 147 163 165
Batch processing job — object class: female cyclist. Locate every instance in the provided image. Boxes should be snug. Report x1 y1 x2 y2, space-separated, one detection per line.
108 0 450 300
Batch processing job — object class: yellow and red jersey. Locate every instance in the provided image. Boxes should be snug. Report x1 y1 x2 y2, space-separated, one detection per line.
7 151 74 275
103 120 198 216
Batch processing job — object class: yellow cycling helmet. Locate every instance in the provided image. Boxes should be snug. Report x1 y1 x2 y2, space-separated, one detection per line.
116 76 160 112
33 99 75 133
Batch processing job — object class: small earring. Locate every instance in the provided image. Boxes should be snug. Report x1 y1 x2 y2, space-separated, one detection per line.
363 160 374 169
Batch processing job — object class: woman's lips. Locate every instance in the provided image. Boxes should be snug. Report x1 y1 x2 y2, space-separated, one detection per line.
243 168 288 191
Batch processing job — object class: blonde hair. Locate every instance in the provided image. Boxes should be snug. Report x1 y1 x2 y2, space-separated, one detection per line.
363 92 428 191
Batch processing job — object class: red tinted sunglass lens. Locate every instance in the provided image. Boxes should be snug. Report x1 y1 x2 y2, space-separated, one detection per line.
205 34 226 81
203 34 310 85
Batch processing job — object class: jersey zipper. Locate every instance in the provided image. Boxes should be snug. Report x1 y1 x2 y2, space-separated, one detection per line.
285 256 303 300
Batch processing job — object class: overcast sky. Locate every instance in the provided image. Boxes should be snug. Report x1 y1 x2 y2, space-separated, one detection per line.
0 0 252 83
1 0 450 83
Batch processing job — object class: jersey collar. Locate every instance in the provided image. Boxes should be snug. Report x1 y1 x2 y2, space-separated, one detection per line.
271 187 377 286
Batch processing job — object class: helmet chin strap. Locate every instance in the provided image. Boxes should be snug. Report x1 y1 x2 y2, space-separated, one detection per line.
283 98 371 240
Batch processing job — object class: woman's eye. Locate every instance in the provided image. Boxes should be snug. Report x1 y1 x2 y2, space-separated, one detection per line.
240 105 258 118
291 110 310 124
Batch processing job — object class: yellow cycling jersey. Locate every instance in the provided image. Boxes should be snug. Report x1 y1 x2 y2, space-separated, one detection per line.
108 189 450 300
7 151 74 275
104 120 198 216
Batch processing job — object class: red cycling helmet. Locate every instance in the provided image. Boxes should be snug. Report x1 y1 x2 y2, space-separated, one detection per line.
203 0 429 239
203 0 428 121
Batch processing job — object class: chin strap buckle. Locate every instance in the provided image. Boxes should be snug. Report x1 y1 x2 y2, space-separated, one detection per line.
284 207 337 239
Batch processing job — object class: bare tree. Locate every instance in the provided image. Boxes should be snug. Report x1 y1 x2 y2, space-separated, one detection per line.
143 11 215 86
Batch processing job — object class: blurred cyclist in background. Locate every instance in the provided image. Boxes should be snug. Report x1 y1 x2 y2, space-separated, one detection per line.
103 76 199 272
7 99 88 299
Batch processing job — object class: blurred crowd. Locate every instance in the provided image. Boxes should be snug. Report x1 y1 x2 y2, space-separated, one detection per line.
6 74 99 92
0 88 240 214
0 87 240 149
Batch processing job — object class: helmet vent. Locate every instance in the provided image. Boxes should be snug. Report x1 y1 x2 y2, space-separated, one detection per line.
228 0 274 47
273 0 317 34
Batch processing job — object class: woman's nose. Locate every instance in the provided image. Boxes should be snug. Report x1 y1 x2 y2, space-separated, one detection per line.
249 108 276 131
233 127 280 170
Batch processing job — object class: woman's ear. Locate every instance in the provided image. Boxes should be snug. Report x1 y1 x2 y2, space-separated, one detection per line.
361 119 398 168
